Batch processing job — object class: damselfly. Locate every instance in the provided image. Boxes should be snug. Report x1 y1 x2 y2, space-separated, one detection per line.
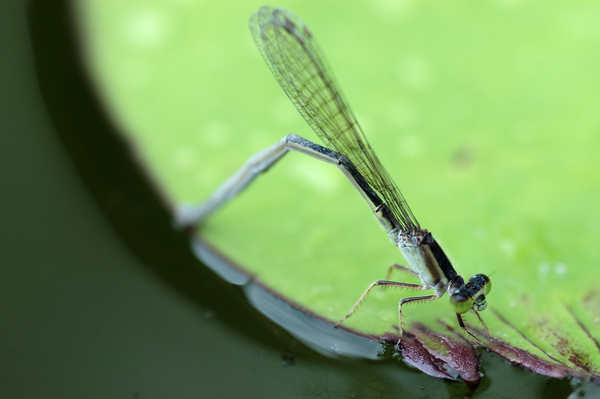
177 6 492 345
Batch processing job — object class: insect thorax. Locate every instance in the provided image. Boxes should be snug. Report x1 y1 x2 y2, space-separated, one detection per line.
396 229 457 296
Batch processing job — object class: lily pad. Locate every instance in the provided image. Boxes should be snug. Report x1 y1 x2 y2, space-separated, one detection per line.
75 0 600 381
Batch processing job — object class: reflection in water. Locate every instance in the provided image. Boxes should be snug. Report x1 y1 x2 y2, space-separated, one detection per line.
192 237 384 359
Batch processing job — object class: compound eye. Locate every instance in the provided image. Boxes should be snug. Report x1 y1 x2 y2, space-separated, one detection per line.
482 277 492 295
449 293 474 314
473 274 492 295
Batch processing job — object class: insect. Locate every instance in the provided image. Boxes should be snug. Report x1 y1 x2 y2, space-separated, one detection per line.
176 6 492 345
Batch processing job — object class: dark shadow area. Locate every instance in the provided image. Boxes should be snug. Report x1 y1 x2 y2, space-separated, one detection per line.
26 0 293 351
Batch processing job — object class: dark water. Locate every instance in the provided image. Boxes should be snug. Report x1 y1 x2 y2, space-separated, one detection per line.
0 0 588 397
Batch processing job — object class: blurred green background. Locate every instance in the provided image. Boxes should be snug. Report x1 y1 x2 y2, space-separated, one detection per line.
2 0 598 397
77 0 600 368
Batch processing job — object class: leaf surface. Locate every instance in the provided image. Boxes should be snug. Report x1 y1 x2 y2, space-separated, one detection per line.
77 0 600 381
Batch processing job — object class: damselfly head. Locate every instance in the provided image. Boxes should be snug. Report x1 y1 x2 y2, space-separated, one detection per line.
448 274 492 314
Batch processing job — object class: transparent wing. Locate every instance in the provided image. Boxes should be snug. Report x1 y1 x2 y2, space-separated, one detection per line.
249 6 419 231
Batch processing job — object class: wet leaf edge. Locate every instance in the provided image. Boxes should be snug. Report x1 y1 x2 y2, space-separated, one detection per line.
186 230 600 384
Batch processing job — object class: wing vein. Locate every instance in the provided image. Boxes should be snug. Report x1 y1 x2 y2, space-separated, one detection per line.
249 6 420 231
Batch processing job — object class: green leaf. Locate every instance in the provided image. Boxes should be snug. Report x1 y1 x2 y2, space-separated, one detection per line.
76 0 600 380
